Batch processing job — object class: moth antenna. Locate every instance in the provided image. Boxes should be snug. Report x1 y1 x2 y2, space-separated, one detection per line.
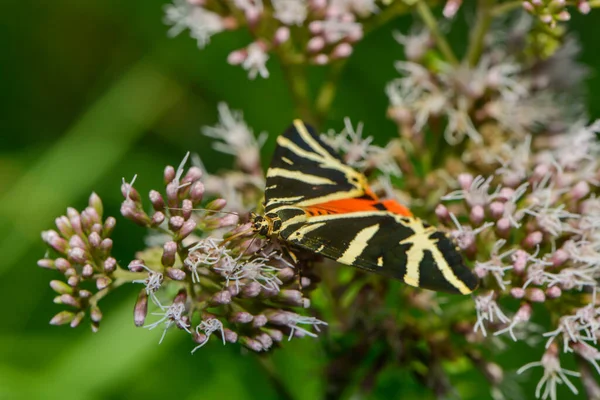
165 206 240 216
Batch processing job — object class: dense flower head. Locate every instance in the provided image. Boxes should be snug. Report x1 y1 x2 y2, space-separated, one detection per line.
163 0 388 78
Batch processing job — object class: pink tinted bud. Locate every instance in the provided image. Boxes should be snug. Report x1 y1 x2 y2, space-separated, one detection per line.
469 205 485 225
512 250 528 274
252 314 268 328
474 264 488 279
218 214 239 228
308 21 323 34
100 238 113 253
240 337 263 352
557 10 570 21
228 49 246 65
571 181 590 201
546 286 562 298
498 187 515 201
496 218 511 238
301 277 311 288
510 287 525 299
134 289 148 326
166 267 186 281
96 276 112 290
527 288 546 302
164 165 176 184
278 289 304 306
206 198 227 211
523 231 543 248
489 202 505 219
266 328 284 342
277 267 296 282
91 306 103 323
533 164 550 181
60 294 80 308
274 26 290 45
55 258 71 273
50 311 75 326
540 14 553 25
82 264 94 278
128 259 145 272
189 181 205 204
579 1 591 14
332 43 353 59
182 166 202 185
55 216 73 238
230 312 254 324
551 249 569 267
149 190 165 211
177 219 197 240
223 328 238 343
458 173 474 190
435 204 450 222
151 211 165 226
256 333 273 350
211 290 232 305
103 217 116 237
162 241 177 267
169 216 185 231
313 54 329 65
50 280 73 294
241 281 262 297
244 7 261 25
104 257 117 273
68 247 88 264
69 235 86 250
78 289 92 299
515 303 532 321
307 36 325 53
443 0 462 18
71 311 86 328
38 258 55 270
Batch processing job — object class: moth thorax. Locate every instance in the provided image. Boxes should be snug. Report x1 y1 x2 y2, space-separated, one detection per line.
250 212 282 237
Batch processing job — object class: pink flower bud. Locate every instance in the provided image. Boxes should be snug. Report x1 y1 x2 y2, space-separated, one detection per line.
512 250 528 274
104 257 117 274
223 328 238 343
50 311 75 326
523 231 543 248
253 314 268 328
435 204 450 222
489 202 505 219
307 36 325 53
134 289 148 327
469 205 485 225
166 267 187 281
546 286 562 298
332 43 353 59
149 190 165 211
189 181 205 204
169 216 185 231
96 276 112 290
274 26 290 45
527 288 546 302
240 336 263 352
255 333 273 350
50 280 73 294
458 173 474 190
510 287 525 299
211 290 232 305
571 181 590 201
230 312 254 324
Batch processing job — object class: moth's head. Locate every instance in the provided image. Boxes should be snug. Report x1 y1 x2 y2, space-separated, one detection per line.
250 212 269 236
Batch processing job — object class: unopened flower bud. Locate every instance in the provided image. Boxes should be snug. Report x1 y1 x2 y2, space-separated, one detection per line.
38 259 55 270
332 43 352 59
164 165 176 184
169 216 185 231
173 289 187 304
230 312 254 324
54 258 71 273
458 173 474 190
227 49 247 65
128 259 145 272
470 205 485 225
50 311 75 326
88 192 103 217
264 328 284 342
255 333 273 350
435 204 450 222
489 202 504 219
189 181 205 205
527 288 546 302
313 54 329 65
60 294 80 308
301 277 311 288
149 190 165 212
551 249 569 267
71 311 86 328
68 247 88 264
43 230 68 253
211 290 232 305
218 214 239 228
512 250 528 274
103 217 116 237
307 36 325 53
278 289 304 306
100 238 113 254
162 241 177 267
277 267 296 282
510 287 525 299
78 290 92 299
241 281 262 297
55 216 73 238
87 232 101 248
166 182 180 207
69 235 86 250
206 198 227 211
96 276 112 290
252 314 268 328
240 336 263 352
176 219 197 240
82 264 94 278
571 181 590 201
67 276 80 287
183 166 203 184
104 257 117 274
523 231 543 248
121 181 141 202
223 328 238 343
134 289 148 327
166 267 186 281
50 280 73 294
546 286 562 298
91 306 103 323
273 26 290 45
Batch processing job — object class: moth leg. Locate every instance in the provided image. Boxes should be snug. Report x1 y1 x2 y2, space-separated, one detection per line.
280 244 304 291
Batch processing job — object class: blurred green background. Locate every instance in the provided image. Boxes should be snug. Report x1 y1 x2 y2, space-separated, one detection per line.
2 1 600 399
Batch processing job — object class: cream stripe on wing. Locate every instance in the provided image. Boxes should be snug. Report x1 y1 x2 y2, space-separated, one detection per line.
430 246 472 294
337 224 380 265
288 222 327 241
266 168 337 185
293 119 335 159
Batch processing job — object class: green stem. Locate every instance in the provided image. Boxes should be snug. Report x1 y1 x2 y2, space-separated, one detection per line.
466 0 495 66
490 1 522 16
415 1 459 65
314 60 347 126
278 57 316 124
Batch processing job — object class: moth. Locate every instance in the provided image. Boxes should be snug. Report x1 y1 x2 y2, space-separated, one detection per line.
251 120 478 294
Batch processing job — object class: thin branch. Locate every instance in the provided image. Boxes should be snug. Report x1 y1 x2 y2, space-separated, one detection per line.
415 0 459 65
466 0 495 66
